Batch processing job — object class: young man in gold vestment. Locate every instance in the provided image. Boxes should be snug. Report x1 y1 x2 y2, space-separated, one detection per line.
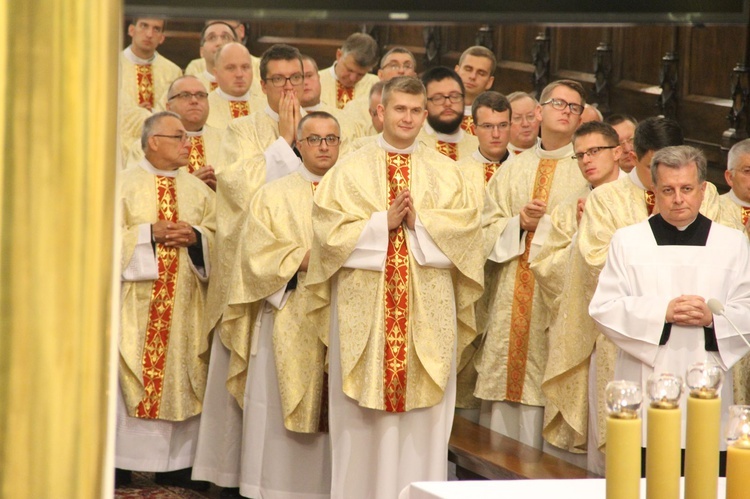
306 76 484 499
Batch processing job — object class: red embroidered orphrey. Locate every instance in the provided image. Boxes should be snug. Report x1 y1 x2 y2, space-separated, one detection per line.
136 175 180 419
383 152 411 412
187 135 206 173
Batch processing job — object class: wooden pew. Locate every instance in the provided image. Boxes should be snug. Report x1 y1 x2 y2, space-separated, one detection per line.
448 415 601 480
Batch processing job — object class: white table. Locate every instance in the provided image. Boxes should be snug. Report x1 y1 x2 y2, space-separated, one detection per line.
400 478 727 499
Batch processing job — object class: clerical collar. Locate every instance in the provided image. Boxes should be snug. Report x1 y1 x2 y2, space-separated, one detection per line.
202 70 217 83
533 140 573 160
628 168 647 190
303 103 323 112
473 148 509 164
329 64 339 82
648 213 711 246
123 46 155 65
464 104 472 117
215 87 250 102
507 141 532 155
728 189 750 208
264 105 280 123
186 129 204 138
139 158 179 178
378 134 417 154
424 122 464 143
298 163 324 183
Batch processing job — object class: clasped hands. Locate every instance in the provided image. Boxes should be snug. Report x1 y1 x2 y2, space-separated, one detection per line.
520 199 547 231
666 295 713 327
152 219 197 248
388 190 416 231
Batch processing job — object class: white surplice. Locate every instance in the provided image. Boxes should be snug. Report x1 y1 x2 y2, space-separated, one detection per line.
589 217 750 448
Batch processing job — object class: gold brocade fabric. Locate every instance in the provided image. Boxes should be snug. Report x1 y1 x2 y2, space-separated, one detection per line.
551 175 727 449
384 153 411 412
416 129 478 162
742 206 750 226
335 80 354 109
505 159 558 402
135 64 154 111
210 81 218 91
318 67 378 111
645 189 655 215
222 172 328 431
120 166 216 422
306 141 484 411
475 144 588 406
229 100 250 119
187 135 206 173
461 114 475 135
484 163 500 184
436 141 458 161
136 176 180 419
206 111 286 404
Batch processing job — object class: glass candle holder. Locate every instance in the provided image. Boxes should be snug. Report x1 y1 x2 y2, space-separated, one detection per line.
647 372 683 408
606 379 643 419
686 361 723 399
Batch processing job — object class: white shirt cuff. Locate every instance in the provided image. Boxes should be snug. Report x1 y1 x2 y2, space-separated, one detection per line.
343 211 389 271
121 223 158 281
488 214 526 263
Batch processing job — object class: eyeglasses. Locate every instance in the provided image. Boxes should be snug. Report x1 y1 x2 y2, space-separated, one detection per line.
427 93 464 105
511 113 537 125
381 61 415 72
265 73 304 87
541 98 584 115
732 167 750 177
153 133 190 143
203 33 235 44
476 122 510 132
572 146 617 162
300 135 341 147
168 91 209 101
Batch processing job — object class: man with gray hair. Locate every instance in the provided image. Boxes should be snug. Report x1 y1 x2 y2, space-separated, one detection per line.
507 91 541 154
116 111 215 490
590 145 750 468
319 32 380 110
723 138 750 229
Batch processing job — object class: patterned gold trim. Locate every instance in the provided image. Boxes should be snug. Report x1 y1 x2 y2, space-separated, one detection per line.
335 80 354 109
187 135 206 174
436 140 458 160
135 64 154 111
461 114 475 135
229 100 249 118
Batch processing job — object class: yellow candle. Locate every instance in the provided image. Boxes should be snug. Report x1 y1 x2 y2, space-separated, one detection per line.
607 415 642 499
646 405 681 499
727 442 750 499
684 395 721 499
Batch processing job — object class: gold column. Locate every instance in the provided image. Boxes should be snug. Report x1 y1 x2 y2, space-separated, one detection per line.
0 0 121 497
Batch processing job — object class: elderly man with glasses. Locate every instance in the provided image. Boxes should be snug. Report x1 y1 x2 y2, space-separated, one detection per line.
116 111 216 491
507 91 542 155
476 79 589 453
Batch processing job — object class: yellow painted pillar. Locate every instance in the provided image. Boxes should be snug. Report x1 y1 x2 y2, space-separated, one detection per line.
0 0 121 497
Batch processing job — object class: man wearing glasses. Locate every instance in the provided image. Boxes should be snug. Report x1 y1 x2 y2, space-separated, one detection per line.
319 33 380 110
605 114 639 173
306 76 483 499
223 112 343 499
476 79 588 451
344 47 418 138
455 46 497 135
507 91 542 155
183 22 237 93
418 66 479 161
126 76 221 191
206 42 261 130
116 111 216 490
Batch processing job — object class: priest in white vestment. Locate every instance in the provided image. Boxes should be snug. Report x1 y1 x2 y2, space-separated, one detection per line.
306 76 484 499
116 112 215 490
590 145 750 457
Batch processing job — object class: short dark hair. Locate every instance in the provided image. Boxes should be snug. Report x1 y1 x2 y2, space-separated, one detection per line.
199 21 237 46
605 113 638 128
259 44 303 81
458 45 497 75
572 121 620 147
296 111 340 140
539 79 587 107
471 91 511 122
341 33 379 68
421 66 466 97
300 54 319 72
633 117 683 160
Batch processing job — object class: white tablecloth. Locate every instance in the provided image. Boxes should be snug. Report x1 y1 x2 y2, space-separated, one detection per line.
399 478 727 499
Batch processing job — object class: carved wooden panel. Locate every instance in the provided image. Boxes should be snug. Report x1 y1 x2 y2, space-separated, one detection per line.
554 27 611 75
616 26 674 85
685 25 745 99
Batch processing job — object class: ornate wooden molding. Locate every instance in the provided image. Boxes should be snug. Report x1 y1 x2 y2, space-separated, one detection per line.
593 42 613 115
532 28 551 100
475 25 494 51
423 26 441 68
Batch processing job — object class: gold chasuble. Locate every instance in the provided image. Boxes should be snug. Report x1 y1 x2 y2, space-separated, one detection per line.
542 171 727 451
229 100 250 119
306 140 484 412
461 114 475 135
120 163 216 422
222 171 328 432
335 81 354 109
436 141 458 161
475 143 587 407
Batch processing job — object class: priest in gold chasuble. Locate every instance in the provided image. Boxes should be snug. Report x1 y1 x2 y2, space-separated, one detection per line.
455 91 512 417
117 112 215 478
306 77 483 499
318 33 380 111
225 112 341 499
475 80 588 450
